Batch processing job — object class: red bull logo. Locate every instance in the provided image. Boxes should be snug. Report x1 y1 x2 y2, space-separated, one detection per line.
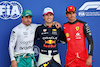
43 40 56 48
45 40 56 44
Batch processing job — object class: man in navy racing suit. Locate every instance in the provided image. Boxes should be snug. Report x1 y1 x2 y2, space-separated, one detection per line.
34 7 66 67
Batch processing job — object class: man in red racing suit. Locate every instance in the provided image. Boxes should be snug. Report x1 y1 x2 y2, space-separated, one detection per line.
63 5 93 67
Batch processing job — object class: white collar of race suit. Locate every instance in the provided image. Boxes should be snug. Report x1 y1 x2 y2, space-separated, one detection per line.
21 23 31 28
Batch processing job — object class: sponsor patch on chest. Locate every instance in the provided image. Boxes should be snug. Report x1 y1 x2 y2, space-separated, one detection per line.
75 32 81 39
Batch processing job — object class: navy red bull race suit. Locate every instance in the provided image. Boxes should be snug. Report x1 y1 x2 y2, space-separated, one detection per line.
34 24 66 67
63 20 93 67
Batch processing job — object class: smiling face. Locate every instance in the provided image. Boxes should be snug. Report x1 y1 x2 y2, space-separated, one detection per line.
43 13 54 24
66 11 77 23
21 16 32 26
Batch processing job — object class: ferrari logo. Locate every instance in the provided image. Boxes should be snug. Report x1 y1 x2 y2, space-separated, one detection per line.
76 26 79 31
70 7 72 9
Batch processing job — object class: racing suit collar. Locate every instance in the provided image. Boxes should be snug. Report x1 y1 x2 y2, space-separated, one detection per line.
21 23 31 28
68 19 78 24
43 23 55 28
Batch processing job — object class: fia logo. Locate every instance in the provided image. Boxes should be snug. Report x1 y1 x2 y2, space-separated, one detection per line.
0 1 23 20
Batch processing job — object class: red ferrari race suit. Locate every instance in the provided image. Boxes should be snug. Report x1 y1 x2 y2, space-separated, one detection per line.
63 20 93 67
